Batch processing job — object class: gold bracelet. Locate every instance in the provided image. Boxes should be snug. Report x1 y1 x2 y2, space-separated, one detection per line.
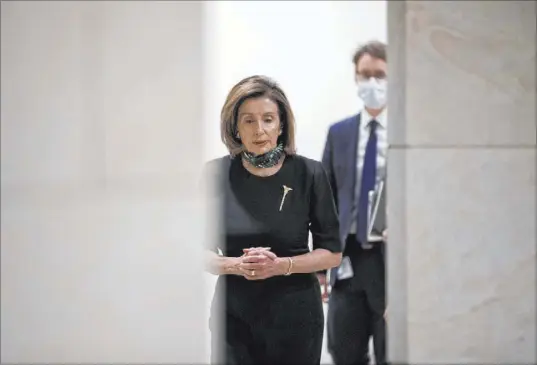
284 257 294 276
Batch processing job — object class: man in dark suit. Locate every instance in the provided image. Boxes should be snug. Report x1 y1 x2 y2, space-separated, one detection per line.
320 40 388 365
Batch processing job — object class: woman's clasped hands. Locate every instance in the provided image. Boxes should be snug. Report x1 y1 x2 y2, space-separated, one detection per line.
234 247 287 280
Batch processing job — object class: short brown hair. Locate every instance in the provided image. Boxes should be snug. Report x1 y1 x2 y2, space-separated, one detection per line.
220 75 297 156
352 40 387 65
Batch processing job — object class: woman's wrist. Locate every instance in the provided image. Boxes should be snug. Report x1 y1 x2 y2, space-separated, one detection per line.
222 256 241 275
277 257 293 276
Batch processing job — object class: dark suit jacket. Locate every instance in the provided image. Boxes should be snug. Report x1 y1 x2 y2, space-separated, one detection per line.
322 113 362 247
321 113 386 287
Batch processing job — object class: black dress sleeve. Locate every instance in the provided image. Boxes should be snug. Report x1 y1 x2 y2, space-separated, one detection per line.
321 125 338 213
309 161 342 253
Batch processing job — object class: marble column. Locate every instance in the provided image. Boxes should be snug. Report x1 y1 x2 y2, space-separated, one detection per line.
1 1 209 363
387 1 536 363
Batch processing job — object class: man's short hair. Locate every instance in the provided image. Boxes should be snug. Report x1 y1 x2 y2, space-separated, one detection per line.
352 40 387 65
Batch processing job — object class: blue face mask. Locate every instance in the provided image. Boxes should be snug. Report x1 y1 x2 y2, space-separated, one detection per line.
357 77 387 109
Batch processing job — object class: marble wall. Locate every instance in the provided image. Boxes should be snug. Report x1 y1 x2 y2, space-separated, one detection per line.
1 2 210 363
387 1 536 363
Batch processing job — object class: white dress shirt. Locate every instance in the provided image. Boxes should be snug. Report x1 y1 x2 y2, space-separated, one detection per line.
349 108 388 234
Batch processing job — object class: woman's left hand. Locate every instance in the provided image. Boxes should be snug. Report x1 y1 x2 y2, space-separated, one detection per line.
239 247 287 280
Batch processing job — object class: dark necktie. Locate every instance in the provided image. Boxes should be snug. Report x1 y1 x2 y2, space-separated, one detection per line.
357 120 378 247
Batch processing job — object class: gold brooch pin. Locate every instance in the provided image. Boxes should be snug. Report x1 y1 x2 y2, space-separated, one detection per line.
279 185 293 211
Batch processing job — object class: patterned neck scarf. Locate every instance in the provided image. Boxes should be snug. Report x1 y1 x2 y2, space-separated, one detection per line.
242 143 285 168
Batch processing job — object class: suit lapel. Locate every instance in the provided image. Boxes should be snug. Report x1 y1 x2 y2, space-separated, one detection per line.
349 113 361 181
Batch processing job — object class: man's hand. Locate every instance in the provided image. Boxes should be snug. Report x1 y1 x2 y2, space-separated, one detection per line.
382 229 387 241
317 273 329 303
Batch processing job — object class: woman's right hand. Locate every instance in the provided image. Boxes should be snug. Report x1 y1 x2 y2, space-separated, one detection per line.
223 247 273 277
238 247 281 279
242 247 272 257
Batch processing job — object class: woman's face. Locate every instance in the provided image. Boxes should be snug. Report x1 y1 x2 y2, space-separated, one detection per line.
236 96 282 156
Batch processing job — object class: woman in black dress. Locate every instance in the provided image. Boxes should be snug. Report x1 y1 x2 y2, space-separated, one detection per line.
205 75 342 365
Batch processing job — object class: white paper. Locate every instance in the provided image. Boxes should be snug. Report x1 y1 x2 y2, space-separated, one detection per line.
336 256 354 280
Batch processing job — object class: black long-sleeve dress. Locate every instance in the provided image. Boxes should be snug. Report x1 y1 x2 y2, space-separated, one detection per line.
207 154 341 365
